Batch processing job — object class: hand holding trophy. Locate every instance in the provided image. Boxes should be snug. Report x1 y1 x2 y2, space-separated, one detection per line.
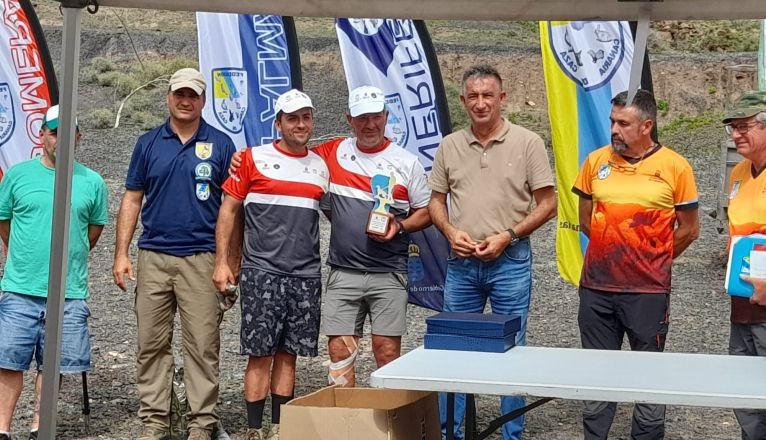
367 173 397 237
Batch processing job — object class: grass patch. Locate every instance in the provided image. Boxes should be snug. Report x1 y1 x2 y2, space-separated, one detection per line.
81 55 196 129
658 113 721 138
443 79 469 132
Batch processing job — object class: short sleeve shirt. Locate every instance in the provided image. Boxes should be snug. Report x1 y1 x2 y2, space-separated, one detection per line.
222 141 329 278
0 158 108 299
313 137 430 273
126 118 236 256
727 160 766 324
573 145 698 294
428 119 554 241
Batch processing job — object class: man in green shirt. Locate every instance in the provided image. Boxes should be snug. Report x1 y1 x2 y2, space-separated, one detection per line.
0 105 108 440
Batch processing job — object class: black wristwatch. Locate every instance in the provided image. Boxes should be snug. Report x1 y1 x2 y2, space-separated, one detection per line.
396 220 406 236
507 227 520 246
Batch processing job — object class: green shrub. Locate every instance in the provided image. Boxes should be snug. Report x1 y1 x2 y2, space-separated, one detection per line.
85 108 114 129
131 111 163 130
90 57 116 73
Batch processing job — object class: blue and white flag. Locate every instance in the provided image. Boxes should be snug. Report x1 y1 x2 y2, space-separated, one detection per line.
337 18 451 311
197 13 301 149
0 0 56 177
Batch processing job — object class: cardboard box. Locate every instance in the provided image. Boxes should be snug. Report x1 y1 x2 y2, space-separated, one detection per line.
280 386 439 440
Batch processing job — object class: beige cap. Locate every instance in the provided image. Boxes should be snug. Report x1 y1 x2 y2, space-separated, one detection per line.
169 68 206 95
348 85 385 117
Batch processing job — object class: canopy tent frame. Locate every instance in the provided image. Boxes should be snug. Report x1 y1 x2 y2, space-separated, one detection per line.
40 0 766 439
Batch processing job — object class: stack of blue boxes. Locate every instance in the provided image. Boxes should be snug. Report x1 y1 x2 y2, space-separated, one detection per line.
424 312 522 353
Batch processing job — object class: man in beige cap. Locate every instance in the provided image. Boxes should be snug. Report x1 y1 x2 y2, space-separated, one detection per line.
722 90 766 439
113 67 238 440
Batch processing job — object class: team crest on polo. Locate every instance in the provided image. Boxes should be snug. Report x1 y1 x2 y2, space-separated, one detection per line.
385 93 409 147
195 142 213 160
548 21 626 91
0 84 15 148
598 163 611 180
729 181 741 199
196 182 210 201
212 68 248 134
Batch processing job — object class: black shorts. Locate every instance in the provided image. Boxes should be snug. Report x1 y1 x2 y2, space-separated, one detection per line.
239 268 321 357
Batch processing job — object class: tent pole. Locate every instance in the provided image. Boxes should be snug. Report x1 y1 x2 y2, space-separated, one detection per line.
38 5 83 440
627 16 649 105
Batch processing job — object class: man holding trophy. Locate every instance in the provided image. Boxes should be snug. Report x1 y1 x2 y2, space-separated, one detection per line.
313 85 432 386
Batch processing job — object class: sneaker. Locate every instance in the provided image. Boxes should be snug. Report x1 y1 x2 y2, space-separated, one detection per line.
29 430 38 440
265 424 279 440
0 432 10 440
244 428 266 440
137 427 170 440
187 428 212 440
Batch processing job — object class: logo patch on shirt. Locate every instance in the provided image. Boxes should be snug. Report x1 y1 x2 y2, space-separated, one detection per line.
597 163 611 180
195 142 213 160
195 162 212 181
196 182 210 201
729 181 741 199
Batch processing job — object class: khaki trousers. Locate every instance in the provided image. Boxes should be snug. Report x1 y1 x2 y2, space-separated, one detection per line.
135 250 222 431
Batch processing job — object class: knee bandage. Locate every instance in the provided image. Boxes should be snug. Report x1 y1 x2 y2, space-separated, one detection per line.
328 336 359 385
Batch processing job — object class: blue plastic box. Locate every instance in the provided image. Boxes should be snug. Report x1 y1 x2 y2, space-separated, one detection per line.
424 333 517 353
425 312 521 338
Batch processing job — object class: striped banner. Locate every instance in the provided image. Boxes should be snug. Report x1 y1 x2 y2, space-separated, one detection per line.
540 21 635 285
0 0 57 176
197 13 301 149
336 18 451 311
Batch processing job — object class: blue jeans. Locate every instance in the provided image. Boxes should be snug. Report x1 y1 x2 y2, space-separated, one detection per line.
0 291 91 373
439 239 532 440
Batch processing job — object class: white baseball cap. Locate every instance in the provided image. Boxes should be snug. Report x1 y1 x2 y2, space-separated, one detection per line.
275 89 314 115
348 85 385 117
42 105 78 131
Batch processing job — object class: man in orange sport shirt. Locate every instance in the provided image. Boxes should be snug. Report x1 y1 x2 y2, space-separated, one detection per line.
572 89 700 440
722 91 766 439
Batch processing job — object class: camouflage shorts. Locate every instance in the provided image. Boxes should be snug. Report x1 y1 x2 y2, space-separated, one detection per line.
239 268 321 357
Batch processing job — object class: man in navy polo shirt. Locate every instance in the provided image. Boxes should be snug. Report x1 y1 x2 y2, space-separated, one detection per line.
112 68 237 440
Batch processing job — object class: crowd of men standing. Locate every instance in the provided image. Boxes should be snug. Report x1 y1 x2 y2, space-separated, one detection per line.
0 63 766 440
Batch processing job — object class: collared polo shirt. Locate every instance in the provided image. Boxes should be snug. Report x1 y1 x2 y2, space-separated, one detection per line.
125 118 236 256
572 144 698 294
429 118 554 241
223 141 329 278
727 159 766 323
313 137 431 273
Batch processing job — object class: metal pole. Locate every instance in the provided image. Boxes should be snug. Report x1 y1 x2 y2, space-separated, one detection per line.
627 17 649 105
38 5 83 440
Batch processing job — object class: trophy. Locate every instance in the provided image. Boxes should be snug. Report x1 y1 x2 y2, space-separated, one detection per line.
367 173 396 235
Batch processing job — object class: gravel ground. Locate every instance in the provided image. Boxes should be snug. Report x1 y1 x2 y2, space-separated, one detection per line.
2 21 757 439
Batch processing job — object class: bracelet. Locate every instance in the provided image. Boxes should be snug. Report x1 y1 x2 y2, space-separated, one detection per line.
396 220 406 235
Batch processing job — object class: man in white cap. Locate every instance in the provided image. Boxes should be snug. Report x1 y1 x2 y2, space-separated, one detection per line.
226 85 431 386
113 67 237 440
0 105 108 440
313 85 431 386
213 89 328 440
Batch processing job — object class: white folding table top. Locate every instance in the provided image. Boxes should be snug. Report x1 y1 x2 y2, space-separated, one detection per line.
370 346 766 409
